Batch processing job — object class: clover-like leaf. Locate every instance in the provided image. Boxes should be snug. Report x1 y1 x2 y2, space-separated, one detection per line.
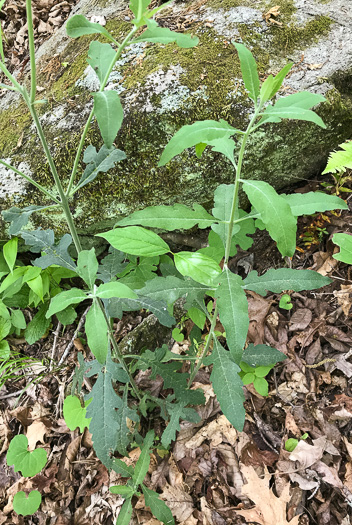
7 435 47 477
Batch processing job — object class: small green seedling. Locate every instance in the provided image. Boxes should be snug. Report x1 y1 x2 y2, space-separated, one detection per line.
285 432 308 452
239 362 274 397
63 395 92 432
6 434 47 477
13 490 42 516
279 293 293 310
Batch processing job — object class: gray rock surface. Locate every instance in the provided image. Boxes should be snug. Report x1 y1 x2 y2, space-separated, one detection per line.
0 0 351 239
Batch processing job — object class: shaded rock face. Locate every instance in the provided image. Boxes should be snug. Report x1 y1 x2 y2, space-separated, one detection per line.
0 0 352 240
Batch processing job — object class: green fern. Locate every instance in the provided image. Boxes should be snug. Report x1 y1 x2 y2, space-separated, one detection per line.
323 141 352 174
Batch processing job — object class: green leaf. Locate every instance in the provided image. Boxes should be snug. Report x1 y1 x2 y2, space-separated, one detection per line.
27 275 44 302
234 43 260 103
261 92 326 128
195 142 207 158
323 140 352 174
46 288 87 318
118 203 214 230
87 41 116 86
279 294 293 310
25 303 50 345
142 485 175 525
242 180 297 256
107 295 175 327
211 184 238 248
13 491 41 516
115 385 140 456
281 191 348 216
174 251 221 286
265 62 293 101
133 430 154 487
112 458 134 478
161 402 200 447
63 395 92 432
56 305 78 326
66 14 113 40
96 281 138 299
275 91 326 110
333 233 352 264
158 119 239 166
253 377 269 396
216 269 248 363
243 268 331 295
255 366 272 378
133 19 198 48
187 307 206 329
110 485 135 497
206 339 245 430
116 498 133 525
94 91 124 148
3 237 18 273
7 435 47 477
129 0 151 19
97 247 128 283
259 75 275 105
285 438 299 452
207 137 236 164
20 230 76 272
77 145 126 191
242 373 255 385
97 226 170 257
11 309 26 330
85 301 108 363
0 340 10 359
77 249 98 289
2 206 51 236
0 317 11 339
137 275 211 306
86 354 139 463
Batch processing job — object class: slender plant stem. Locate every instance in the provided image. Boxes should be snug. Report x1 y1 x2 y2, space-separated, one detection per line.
0 60 22 90
25 0 36 103
224 109 260 265
0 159 61 203
96 298 141 400
188 303 218 387
65 25 138 197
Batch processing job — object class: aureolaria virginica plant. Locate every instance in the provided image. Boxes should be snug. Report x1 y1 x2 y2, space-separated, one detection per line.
1 0 348 522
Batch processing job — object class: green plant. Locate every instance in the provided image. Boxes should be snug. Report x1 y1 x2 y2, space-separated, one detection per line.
239 361 273 397
279 293 293 310
0 0 348 521
285 432 308 452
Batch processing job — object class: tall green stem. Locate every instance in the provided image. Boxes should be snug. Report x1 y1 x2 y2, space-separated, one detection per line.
25 0 36 103
65 25 138 197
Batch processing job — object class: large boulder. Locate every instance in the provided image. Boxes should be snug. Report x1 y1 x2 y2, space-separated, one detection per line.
0 0 351 241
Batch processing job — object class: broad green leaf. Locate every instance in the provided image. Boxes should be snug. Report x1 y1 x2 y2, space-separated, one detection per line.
133 19 198 48
216 269 248 363
266 62 293 100
85 301 108 363
158 119 239 166
112 457 134 478
161 402 200 447
116 498 133 525
333 233 352 264
206 339 245 430
242 180 297 256
255 366 273 378
3 237 18 273
261 92 326 128
142 485 175 525
323 140 352 174
96 281 138 299
115 385 140 456
195 142 207 157
22 267 41 284
207 137 236 164
118 203 214 230
234 43 260 103
97 226 170 257
86 354 139 463
138 275 211 306
107 295 175 327
242 373 255 385
242 343 286 367
77 249 98 289
243 268 331 295
13 491 41 516
93 91 124 148
63 395 92 432
87 41 116 86
187 306 206 329
0 267 25 294
110 485 135 497
25 303 50 344
0 317 11 339
0 340 10 359
46 288 87 318
133 430 154 487
253 377 269 396
7 435 47 477
27 275 44 302
174 251 221 286
66 14 113 40
77 145 126 191
20 230 76 272
0 252 9 278
97 247 128 283
281 191 348 216
275 91 326 110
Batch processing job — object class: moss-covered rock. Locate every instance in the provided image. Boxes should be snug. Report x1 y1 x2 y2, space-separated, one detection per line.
0 0 351 241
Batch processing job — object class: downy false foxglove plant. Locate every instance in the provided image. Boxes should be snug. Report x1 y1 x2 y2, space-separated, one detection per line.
1 0 349 522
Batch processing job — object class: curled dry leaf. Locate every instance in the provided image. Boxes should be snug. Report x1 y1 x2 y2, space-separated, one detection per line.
26 420 49 450
185 414 237 449
161 483 194 522
237 465 300 525
288 436 326 469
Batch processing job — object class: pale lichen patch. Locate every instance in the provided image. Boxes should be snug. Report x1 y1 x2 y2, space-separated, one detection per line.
0 160 30 199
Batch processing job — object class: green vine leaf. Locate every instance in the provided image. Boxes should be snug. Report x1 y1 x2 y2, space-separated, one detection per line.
13 490 41 516
205 339 245 431
118 203 214 231
7 435 47 477
63 395 92 432
243 268 331 296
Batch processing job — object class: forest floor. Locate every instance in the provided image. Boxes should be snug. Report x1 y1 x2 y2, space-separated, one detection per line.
1 1 352 524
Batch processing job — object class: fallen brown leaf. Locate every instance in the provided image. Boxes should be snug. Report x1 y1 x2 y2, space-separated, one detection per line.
161 483 194 522
26 420 48 450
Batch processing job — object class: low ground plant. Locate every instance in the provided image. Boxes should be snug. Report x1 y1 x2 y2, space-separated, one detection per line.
1 0 349 521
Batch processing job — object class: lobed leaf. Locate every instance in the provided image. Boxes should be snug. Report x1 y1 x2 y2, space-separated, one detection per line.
107 295 175 327
77 145 126 191
161 402 200 447
20 230 76 272
323 140 352 174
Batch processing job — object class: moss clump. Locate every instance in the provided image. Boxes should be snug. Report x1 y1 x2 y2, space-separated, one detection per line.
270 15 333 53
